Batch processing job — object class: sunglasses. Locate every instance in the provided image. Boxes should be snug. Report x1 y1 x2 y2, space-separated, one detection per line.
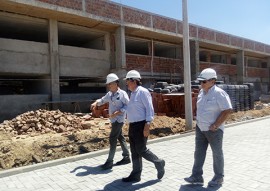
199 79 212 84
126 78 134 81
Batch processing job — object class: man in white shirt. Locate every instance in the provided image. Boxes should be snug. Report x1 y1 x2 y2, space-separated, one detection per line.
122 70 165 183
91 73 130 170
184 68 232 187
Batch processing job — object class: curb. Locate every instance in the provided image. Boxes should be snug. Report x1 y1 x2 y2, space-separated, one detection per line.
1 115 270 178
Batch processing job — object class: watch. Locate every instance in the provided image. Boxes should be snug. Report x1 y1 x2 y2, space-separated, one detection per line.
146 121 151 125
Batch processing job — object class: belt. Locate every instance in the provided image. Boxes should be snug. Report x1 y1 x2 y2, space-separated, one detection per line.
129 120 145 125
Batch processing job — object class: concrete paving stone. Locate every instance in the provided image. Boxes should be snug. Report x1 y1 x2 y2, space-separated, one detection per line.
1 117 270 190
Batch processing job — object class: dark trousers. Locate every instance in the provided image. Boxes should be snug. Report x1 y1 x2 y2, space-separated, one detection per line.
128 121 162 178
192 125 224 179
107 121 129 162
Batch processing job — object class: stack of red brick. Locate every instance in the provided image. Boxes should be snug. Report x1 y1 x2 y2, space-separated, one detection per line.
151 91 198 118
91 103 109 118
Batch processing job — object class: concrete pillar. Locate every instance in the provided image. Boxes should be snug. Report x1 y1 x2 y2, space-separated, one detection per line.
226 54 231 65
49 19 60 105
190 40 200 81
206 51 211 63
267 57 270 92
114 26 127 89
115 26 126 70
236 50 245 84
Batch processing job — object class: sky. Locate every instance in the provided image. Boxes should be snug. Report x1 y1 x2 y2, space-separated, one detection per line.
111 0 270 45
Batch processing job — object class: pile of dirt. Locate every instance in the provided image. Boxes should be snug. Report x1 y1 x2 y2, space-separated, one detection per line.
0 102 270 171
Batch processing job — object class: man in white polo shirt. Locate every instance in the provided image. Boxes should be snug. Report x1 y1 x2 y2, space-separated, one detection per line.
184 68 232 187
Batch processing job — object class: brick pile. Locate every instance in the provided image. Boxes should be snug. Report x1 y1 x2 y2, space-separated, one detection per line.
0 109 110 136
152 92 198 117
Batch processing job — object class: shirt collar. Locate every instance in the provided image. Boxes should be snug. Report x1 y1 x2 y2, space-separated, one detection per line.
203 85 215 95
110 88 120 96
132 85 140 93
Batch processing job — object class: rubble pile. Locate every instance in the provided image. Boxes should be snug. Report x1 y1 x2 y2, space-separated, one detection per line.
0 109 102 136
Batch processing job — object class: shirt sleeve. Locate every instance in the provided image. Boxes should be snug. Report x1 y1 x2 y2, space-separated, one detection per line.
120 91 129 113
217 90 233 111
97 92 110 106
141 90 154 122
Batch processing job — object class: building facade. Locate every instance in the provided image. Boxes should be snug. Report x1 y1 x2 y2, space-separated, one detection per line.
0 0 270 122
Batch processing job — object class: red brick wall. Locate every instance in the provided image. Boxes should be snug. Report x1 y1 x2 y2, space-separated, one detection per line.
189 25 197 38
216 32 230 45
177 21 183 34
200 63 237 76
244 39 254 50
254 42 265 52
230 36 243 47
266 45 270 54
153 57 183 74
247 68 269 78
198 27 215 41
200 63 269 79
37 0 82 10
37 0 269 56
152 15 177 33
126 54 151 71
126 54 183 75
85 0 121 20
123 7 151 27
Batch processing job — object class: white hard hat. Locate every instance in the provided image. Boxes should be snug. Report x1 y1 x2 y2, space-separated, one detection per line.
124 70 141 80
197 68 217 81
106 73 119 84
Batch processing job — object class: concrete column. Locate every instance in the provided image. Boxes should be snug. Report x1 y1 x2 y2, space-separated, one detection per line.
267 57 270 92
190 40 200 81
236 50 245 84
267 57 270 67
114 26 127 89
49 19 60 105
206 51 211 63
226 54 231 65
115 26 126 70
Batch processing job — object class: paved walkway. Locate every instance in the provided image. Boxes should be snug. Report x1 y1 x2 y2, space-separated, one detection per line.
1 117 270 191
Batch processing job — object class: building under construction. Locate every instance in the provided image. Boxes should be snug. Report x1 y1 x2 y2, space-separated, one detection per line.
0 0 270 122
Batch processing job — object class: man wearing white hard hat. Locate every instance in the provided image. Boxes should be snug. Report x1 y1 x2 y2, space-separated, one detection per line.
122 70 165 182
91 73 130 170
184 68 232 187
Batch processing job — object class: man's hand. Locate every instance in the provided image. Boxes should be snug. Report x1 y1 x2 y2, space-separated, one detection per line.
143 123 150 137
90 102 97 111
209 124 218 132
109 111 121 119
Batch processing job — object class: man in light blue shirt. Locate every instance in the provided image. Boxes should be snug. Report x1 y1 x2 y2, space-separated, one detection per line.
185 68 232 187
91 73 130 170
122 70 165 183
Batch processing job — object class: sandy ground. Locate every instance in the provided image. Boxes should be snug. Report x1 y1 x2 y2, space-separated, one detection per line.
0 102 270 171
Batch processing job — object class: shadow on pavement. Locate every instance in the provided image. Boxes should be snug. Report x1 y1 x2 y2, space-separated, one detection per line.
179 184 222 191
70 165 111 176
97 179 160 191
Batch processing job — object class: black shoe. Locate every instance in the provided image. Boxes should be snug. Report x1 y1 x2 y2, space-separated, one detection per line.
156 159 165 179
208 177 223 187
184 176 204 185
122 175 141 182
115 157 131 166
100 161 113 170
